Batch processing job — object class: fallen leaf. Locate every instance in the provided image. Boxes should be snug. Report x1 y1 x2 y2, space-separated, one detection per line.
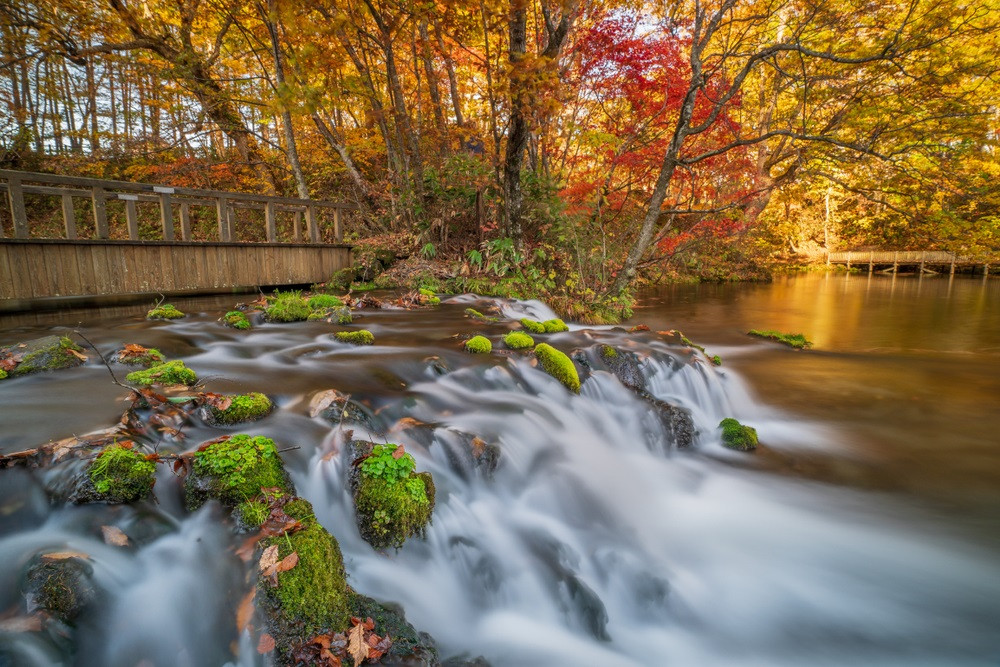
368 633 392 661
347 621 367 666
101 525 129 547
390 417 424 432
41 550 90 561
259 545 279 573
629 324 650 333
276 551 299 573
257 632 275 654
67 348 88 361
471 437 487 458
391 445 406 460
236 589 256 633
0 615 42 632
309 389 349 418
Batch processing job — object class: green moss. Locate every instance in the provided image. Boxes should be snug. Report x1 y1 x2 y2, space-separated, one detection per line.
418 287 435 297
146 304 185 320
235 499 269 528
189 435 287 506
352 281 378 291
747 329 812 349
260 501 350 637
520 318 547 334
4 336 85 377
209 392 273 425
223 311 251 330
87 444 156 503
334 330 374 346
0 368 7 380
599 344 618 359
534 343 580 393
680 336 706 353
307 306 352 324
465 335 492 354
465 308 499 323
719 418 758 451
711 355 722 366
26 557 95 622
307 294 343 310
125 360 196 386
543 318 569 333
504 331 534 350
265 291 311 322
118 346 166 366
328 267 356 291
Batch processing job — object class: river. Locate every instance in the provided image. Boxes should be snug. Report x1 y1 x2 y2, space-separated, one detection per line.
0 273 998 666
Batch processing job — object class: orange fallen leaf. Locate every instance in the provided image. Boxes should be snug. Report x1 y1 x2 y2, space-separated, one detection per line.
236 588 256 633
259 545 279 573
347 621 367 666
391 444 406 460
276 551 299 573
41 551 90 561
101 525 129 547
67 348 88 361
257 632 275 654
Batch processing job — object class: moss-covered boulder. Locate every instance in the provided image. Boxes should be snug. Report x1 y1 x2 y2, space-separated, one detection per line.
24 554 96 623
747 329 812 349
598 344 644 391
205 392 273 425
534 343 581 393
504 331 534 350
307 306 352 324
519 318 546 334
350 594 439 665
266 291 311 322
350 442 434 551
0 335 85 379
222 310 251 330
328 267 356 291
125 360 197 386
543 318 569 333
82 444 157 503
464 335 491 354
465 307 499 323
146 303 185 320
334 330 374 346
115 344 166 367
185 434 291 510
719 418 758 451
309 389 382 433
645 395 697 451
256 498 351 648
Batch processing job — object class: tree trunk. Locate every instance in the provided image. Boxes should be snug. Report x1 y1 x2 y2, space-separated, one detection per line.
263 0 308 199
419 20 447 154
434 20 464 127
501 3 528 241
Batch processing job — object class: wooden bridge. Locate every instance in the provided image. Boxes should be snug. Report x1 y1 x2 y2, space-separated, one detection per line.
827 250 994 276
0 169 357 312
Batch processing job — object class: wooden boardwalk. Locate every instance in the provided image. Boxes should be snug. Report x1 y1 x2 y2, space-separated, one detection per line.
827 250 994 276
0 170 357 310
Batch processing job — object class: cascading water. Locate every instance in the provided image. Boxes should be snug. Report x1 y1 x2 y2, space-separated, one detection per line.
1 290 998 666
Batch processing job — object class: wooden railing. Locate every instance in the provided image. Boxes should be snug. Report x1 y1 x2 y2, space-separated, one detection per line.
827 250 995 275
0 169 357 244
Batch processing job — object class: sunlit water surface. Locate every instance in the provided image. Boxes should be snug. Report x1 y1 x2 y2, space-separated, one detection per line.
0 273 998 666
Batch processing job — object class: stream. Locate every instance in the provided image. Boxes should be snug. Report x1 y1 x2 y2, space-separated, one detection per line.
1 273 998 666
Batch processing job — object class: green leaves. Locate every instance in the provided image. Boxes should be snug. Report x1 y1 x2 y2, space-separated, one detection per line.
360 444 416 483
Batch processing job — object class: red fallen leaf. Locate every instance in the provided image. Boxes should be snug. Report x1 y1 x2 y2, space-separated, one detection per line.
259 508 303 539
202 392 233 411
144 453 161 462
196 435 231 452
276 551 299 573
391 445 406 460
362 617 375 632
118 440 135 450
172 455 192 475
0 355 20 372
257 632 275 654
629 324 650 332
368 633 392 661
236 588 255 633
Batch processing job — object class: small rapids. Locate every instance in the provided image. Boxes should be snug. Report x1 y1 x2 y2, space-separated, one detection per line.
1 292 998 666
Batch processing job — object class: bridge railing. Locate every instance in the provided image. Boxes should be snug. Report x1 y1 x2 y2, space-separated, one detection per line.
0 169 357 244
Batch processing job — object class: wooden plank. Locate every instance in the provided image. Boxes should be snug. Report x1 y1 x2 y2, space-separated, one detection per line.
265 201 277 242
61 194 77 239
23 244 51 297
7 244 33 298
228 205 237 242
0 245 15 298
6 175 29 238
75 245 96 294
92 187 109 239
125 199 139 240
306 205 319 243
333 208 342 242
179 203 191 241
293 211 302 242
216 197 229 241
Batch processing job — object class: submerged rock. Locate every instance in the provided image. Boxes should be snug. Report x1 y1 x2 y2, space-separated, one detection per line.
69 443 157 504
24 554 96 623
334 329 375 346
222 310 251 330
464 335 492 354
503 331 534 350
146 304 185 320
204 392 273 426
309 389 382 433
598 344 644 391
350 593 439 666
646 395 697 451
719 418 758 451
534 344 581 393
115 344 166 367
0 335 85 379
125 360 197 387
184 434 292 510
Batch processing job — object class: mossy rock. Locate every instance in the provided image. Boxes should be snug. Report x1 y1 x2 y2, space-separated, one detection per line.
719 418 758 451
125 360 197 387
520 318 547 334
307 294 343 310
710 354 722 366
185 434 291 510
265 291 312 322
257 499 351 647
465 307 499 323
504 331 534 350
598 344 644 392
350 593 439 665
747 329 812 349
312 391 382 433
350 442 435 551
207 392 273 425
534 343 581 393
146 304 185 320
334 330 374 346
328 267 356 291
24 555 96 623
464 335 492 354
222 310 251 330
543 318 569 333
83 444 157 504
643 393 697 451
307 306 352 324
0 335 85 379
0 369 6 380
116 345 166 367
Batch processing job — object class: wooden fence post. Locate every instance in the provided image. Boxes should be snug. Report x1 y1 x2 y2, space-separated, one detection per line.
7 175 29 238
92 187 109 239
122 195 139 239
265 201 277 242
216 197 229 241
293 210 302 242
869 251 874 274
306 205 319 243
61 194 77 240
179 203 191 241
157 188 175 241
